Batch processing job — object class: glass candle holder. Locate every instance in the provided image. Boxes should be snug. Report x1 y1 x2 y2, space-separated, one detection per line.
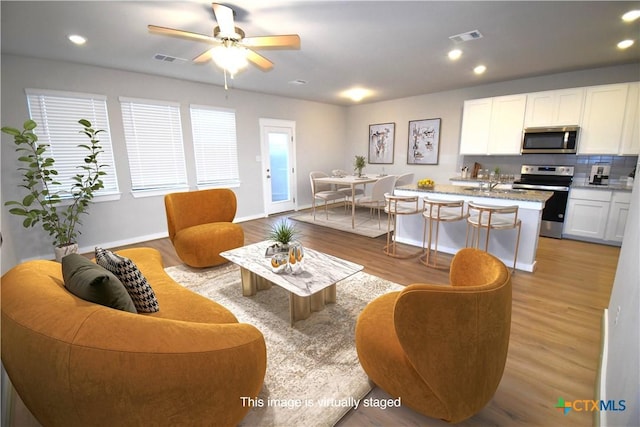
288 242 305 274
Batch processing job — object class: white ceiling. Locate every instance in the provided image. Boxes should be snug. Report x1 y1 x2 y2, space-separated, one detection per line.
2 1 639 106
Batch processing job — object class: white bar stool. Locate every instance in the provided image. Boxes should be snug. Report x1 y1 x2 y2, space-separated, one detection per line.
420 197 468 269
384 193 422 258
465 201 522 271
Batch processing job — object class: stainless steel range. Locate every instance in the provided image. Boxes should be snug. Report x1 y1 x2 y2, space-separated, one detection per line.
512 165 574 239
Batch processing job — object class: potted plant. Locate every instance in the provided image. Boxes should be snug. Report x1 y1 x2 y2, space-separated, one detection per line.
267 219 298 251
354 155 366 177
2 119 108 261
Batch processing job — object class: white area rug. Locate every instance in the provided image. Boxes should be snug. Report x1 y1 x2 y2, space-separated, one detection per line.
290 206 391 238
165 263 403 427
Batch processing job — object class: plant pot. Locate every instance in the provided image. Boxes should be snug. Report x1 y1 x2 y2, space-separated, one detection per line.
54 243 79 262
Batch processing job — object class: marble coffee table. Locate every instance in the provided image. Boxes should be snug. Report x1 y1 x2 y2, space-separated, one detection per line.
220 241 363 325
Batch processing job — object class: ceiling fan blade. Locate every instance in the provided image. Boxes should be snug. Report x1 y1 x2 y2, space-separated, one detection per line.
246 50 274 71
212 3 236 37
243 34 301 50
193 49 214 64
148 25 219 44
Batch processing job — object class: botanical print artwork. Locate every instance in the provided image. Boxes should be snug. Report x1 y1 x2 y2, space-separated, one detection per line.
368 123 395 164
408 118 440 165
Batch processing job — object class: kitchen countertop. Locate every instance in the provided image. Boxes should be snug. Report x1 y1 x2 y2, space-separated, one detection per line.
398 184 553 203
571 182 633 192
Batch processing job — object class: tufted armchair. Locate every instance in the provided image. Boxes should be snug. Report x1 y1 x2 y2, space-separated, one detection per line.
355 248 512 423
165 189 244 268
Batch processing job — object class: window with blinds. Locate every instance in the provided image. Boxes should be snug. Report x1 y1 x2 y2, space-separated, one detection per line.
190 105 240 188
119 97 188 194
25 89 120 197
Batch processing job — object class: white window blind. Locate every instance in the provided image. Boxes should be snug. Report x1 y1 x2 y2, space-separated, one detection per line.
120 97 187 193
25 89 119 197
190 105 240 188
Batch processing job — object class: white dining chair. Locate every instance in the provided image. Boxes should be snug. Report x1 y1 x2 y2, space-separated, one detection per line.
309 171 346 220
395 172 414 187
349 175 397 228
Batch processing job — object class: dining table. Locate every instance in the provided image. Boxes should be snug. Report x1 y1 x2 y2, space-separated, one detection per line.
313 174 381 228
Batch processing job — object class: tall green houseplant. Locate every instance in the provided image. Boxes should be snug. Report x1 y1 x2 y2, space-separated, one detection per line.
2 119 107 259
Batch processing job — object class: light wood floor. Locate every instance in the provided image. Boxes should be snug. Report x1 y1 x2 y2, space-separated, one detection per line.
10 211 619 426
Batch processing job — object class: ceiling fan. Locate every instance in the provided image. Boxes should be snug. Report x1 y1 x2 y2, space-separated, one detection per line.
148 3 300 79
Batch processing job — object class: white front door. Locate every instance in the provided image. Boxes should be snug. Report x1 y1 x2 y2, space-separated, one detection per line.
260 119 297 215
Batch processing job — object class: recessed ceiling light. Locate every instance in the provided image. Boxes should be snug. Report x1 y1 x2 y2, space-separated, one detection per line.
342 88 371 102
617 39 635 49
474 65 487 75
67 34 87 45
288 79 308 85
622 10 640 22
448 49 462 60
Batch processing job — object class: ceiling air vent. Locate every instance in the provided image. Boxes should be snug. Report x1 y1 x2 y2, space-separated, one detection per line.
449 30 483 43
153 53 187 63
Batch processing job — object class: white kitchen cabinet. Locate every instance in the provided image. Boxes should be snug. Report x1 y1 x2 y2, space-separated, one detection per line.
459 98 492 155
564 193 610 240
524 88 584 127
564 188 631 245
620 82 640 155
488 95 527 154
578 84 629 154
459 95 525 155
605 192 632 242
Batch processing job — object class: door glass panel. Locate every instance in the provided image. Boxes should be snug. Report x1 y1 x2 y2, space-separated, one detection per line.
268 132 290 203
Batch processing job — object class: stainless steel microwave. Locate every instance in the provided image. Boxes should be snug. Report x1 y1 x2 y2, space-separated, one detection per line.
521 126 579 154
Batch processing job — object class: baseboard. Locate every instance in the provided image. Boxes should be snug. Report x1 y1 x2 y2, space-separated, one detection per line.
17 210 306 264
594 308 609 427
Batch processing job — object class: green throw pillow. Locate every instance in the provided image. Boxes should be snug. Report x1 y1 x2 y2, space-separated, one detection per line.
61 254 137 313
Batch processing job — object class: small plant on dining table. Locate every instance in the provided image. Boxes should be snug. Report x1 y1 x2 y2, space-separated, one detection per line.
354 155 366 177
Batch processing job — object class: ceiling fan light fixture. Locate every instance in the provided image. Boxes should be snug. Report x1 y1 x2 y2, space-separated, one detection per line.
211 43 249 76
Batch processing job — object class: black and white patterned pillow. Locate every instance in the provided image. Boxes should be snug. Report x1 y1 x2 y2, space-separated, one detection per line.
95 247 160 313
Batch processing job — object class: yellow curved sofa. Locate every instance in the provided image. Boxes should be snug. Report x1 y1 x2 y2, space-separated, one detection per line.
355 248 512 423
1 248 266 427
165 188 245 268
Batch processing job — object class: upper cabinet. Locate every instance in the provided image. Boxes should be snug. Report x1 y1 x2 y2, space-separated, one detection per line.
524 88 584 127
460 82 640 156
620 82 640 155
459 94 526 155
578 84 629 155
459 98 493 155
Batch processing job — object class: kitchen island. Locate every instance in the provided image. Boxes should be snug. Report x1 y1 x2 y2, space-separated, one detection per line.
394 184 553 272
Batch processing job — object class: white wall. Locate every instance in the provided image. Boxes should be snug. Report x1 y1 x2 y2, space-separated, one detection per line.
602 158 639 427
1 55 347 271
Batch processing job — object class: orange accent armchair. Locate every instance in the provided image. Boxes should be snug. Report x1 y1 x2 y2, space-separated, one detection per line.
165 189 244 268
355 248 512 423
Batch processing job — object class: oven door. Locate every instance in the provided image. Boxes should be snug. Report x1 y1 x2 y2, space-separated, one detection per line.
512 183 570 238
540 190 569 223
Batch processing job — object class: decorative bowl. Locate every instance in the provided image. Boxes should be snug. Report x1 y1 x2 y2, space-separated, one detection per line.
270 253 288 273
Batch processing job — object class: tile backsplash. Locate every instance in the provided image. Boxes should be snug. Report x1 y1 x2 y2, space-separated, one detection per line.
461 154 638 184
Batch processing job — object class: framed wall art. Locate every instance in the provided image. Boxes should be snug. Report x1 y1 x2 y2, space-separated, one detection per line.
407 118 441 165
368 122 395 164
